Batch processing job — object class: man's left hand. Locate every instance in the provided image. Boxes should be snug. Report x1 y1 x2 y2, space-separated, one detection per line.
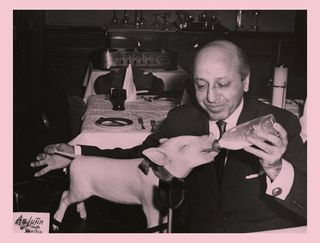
243 122 288 181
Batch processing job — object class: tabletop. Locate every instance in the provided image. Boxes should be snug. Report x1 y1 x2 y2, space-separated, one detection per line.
70 94 178 149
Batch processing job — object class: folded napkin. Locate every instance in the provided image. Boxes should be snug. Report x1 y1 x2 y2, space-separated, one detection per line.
122 64 137 101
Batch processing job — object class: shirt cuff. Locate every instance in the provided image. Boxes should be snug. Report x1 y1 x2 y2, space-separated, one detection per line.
265 159 294 200
74 145 82 155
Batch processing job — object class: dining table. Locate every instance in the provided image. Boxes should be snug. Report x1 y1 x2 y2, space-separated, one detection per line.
70 94 305 149
69 94 179 149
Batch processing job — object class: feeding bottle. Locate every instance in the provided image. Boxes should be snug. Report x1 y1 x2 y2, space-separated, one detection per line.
212 114 278 151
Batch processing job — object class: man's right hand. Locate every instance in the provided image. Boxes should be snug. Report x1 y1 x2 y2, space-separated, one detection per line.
30 143 75 177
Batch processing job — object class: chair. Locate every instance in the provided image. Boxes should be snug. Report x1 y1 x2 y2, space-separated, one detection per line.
94 67 165 96
300 99 307 143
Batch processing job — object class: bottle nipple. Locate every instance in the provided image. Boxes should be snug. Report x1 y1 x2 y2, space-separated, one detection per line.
212 140 221 152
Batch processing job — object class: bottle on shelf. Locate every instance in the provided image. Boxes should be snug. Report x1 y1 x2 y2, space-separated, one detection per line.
235 10 247 31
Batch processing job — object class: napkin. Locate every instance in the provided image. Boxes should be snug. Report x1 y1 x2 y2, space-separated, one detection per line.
122 64 137 101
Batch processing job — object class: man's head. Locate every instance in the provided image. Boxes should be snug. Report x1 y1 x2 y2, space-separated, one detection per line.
193 40 251 121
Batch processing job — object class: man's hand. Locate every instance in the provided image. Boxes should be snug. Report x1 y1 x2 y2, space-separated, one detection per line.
243 123 288 181
30 143 75 177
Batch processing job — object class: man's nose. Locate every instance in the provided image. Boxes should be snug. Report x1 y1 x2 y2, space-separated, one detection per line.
206 87 218 103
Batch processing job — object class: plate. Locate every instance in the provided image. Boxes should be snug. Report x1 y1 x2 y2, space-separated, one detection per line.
95 117 133 128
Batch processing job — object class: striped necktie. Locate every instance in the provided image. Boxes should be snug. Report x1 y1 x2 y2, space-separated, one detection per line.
216 120 227 184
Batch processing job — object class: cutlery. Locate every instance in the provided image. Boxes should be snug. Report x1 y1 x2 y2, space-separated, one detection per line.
141 95 153 102
150 120 156 132
138 117 146 129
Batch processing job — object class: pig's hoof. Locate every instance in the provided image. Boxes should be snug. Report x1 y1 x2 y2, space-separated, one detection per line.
52 223 59 232
77 210 87 220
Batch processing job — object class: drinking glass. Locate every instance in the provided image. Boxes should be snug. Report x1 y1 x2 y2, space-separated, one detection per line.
110 88 127 110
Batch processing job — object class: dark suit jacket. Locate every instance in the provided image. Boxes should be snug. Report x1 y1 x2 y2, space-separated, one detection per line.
80 96 307 232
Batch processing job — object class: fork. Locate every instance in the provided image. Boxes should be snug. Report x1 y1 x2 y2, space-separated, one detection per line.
138 117 146 129
150 120 156 132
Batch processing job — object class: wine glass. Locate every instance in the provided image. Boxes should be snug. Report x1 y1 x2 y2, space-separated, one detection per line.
209 11 219 30
186 12 195 29
134 10 140 28
109 10 119 25
161 12 171 31
250 10 261 32
121 10 130 25
139 10 146 28
198 11 209 29
152 13 161 29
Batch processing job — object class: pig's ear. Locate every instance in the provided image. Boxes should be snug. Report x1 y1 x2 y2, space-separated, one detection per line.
142 148 170 166
159 138 169 144
209 132 215 140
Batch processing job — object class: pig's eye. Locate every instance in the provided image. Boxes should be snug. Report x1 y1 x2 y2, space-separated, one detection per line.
180 144 189 151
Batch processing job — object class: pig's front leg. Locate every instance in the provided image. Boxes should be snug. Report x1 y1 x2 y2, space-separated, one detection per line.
52 190 70 231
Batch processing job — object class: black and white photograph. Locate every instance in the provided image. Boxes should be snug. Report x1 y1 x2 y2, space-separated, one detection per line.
12 9 307 233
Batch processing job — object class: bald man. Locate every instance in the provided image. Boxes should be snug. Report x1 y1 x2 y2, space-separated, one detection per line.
32 40 306 233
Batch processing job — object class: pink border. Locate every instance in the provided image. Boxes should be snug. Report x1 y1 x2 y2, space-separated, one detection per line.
2 0 319 242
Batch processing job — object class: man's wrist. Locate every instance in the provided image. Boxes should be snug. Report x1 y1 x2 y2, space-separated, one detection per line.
266 159 294 200
264 159 282 181
74 145 82 155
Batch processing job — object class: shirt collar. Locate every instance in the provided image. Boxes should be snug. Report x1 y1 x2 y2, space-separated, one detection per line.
223 98 244 126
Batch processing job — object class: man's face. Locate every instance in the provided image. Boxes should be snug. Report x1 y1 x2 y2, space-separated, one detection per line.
193 46 249 121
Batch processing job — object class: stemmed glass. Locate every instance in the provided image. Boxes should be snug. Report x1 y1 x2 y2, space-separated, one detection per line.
139 10 146 28
186 13 195 29
152 13 161 29
134 10 140 28
161 12 171 31
250 10 261 32
209 11 219 30
198 11 209 29
121 10 130 25
109 10 119 25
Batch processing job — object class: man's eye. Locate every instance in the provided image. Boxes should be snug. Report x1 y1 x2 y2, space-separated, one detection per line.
196 84 206 89
217 82 230 88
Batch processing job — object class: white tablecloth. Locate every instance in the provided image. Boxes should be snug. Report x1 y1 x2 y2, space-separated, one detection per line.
82 62 190 103
71 95 305 149
258 97 304 117
70 95 177 149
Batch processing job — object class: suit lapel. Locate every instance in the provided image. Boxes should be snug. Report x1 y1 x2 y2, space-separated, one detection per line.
237 95 256 125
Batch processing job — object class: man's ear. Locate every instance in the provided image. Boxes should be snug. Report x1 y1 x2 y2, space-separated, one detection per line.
142 148 170 166
243 73 250 92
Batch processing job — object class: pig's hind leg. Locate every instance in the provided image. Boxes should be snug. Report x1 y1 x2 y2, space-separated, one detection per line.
76 202 87 219
143 204 161 229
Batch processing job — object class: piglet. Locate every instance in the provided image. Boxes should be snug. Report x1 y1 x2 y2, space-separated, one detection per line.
52 135 217 231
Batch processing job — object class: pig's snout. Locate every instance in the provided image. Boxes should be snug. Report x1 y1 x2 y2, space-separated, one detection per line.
199 135 215 152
